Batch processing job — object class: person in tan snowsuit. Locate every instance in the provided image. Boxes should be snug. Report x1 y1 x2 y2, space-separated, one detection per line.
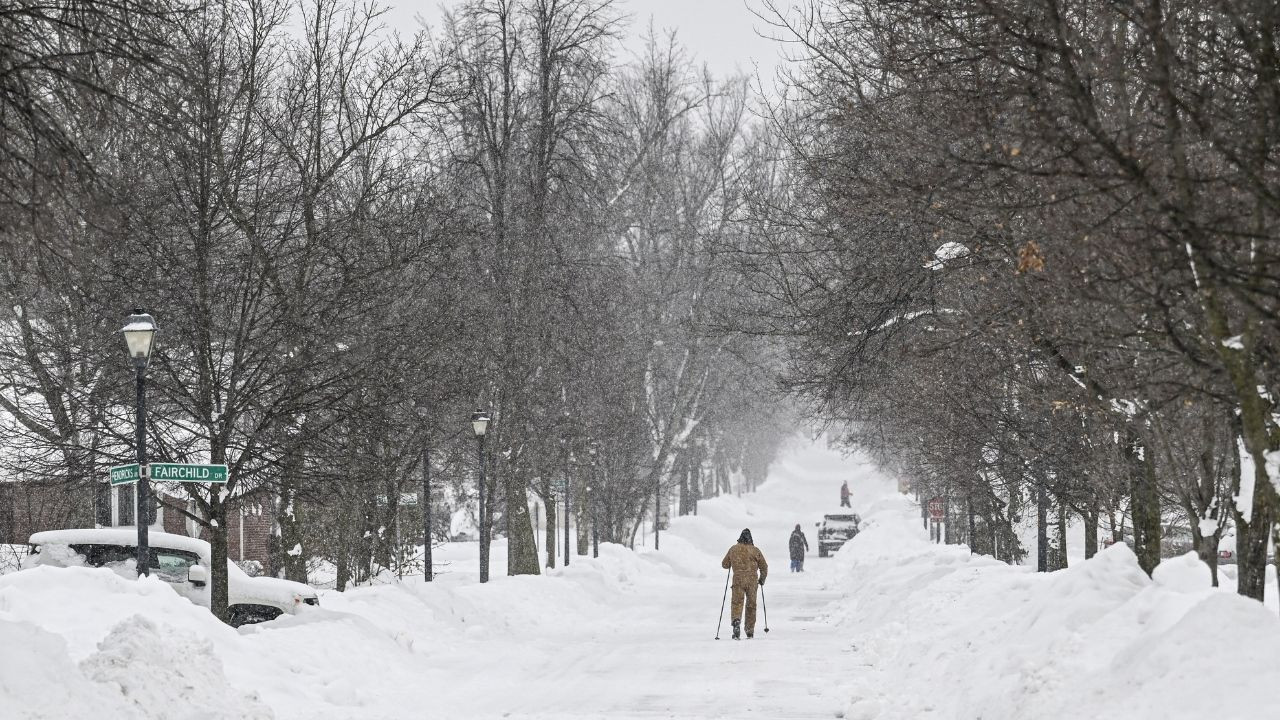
721 528 768 639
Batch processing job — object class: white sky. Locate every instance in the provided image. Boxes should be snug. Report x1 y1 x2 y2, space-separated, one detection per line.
383 0 789 80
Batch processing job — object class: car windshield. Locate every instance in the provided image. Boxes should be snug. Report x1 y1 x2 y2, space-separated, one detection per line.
153 549 201 581
63 543 200 580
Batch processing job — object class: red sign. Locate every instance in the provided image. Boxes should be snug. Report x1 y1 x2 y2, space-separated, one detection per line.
927 497 945 521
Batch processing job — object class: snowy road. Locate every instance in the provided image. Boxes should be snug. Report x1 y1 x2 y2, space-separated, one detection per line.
418 440 888 719
8 439 1280 719
1 440 892 720
448 556 854 719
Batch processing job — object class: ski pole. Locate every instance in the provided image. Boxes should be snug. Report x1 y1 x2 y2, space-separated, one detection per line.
714 568 730 640
761 582 770 633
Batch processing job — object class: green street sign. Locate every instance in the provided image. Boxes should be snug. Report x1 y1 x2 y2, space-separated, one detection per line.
109 463 141 486
149 463 228 484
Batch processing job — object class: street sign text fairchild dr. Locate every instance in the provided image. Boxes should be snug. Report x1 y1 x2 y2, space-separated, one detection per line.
148 463 229 484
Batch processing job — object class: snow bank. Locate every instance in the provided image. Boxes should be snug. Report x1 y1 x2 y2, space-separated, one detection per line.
0 568 268 719
831 495 1280 720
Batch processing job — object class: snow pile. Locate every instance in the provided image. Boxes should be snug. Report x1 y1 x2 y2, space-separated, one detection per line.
0 568 269 719
830 494 1280 720
81 616 273 719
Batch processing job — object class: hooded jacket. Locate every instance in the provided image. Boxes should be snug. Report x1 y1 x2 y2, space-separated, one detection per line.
722 528 768 584
789 526 809 560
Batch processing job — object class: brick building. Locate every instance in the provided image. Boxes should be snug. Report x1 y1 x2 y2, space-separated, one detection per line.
159 495 273 569
0 481 274 573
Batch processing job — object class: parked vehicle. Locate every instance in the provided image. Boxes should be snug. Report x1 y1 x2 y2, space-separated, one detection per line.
817 513 861 557
1215 531 1275 566
25 527 318 626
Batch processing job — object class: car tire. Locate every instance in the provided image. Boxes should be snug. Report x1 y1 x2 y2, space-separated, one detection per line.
228 603 284 627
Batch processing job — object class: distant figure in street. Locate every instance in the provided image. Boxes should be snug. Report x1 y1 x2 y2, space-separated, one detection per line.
721 528 768 640
840 480 851 508
789 524 809 572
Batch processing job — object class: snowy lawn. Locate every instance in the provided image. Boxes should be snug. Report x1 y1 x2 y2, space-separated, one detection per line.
3 442 1278 719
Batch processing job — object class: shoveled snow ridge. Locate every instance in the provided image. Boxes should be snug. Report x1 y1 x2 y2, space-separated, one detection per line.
827 494 1280 720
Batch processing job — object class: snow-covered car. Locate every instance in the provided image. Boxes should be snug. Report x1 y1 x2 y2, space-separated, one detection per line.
817 513 860 557
25 527 318 626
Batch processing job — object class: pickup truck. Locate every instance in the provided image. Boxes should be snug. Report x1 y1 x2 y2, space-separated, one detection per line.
818 513 861 557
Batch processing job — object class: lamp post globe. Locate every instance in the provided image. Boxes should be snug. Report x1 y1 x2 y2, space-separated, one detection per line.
471 410 489 438
471 410 490 583
122 310 157 366
121 309 158 577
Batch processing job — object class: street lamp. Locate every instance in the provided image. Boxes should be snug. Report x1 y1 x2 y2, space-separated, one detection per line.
122 309 157 577
471 409 490 583
564 451 574 566
589 440 599 558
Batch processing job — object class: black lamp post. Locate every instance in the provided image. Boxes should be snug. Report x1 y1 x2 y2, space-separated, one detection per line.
589 440 599 558
471 409 490 583
564 451 574 566
122 309 157 577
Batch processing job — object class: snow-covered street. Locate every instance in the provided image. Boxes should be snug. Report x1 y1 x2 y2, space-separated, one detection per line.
6 440 1280 719
412 440 881 719
0 440 886 719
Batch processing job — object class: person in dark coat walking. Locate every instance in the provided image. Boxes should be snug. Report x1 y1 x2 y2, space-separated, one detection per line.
789 524 809 572
840 480 851 507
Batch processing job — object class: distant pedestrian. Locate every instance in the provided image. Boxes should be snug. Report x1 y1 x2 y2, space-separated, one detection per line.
840 480 851 508
789 524 809 572
721 528 768 640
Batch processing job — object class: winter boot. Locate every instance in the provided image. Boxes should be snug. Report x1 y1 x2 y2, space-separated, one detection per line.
731 619 741 640
746 629 754 639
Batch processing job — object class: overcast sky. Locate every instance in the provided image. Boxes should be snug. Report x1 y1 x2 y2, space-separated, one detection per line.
385 0 788 80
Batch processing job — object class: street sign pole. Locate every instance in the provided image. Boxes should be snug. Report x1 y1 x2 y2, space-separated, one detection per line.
928 497 945 544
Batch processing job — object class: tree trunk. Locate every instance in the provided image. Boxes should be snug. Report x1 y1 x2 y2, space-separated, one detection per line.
1228 415 1269 599
1192 518 1221 588
276 483 307 583
1130 437 1162 576
1054 499 1069 570
1036 484 1048 572
209 490 230 623
678 465 689 516
503 462 540 575
1083 503 1099 560
967 496 976 553
544 485 557 569
335 540 350 592
576 483 589 556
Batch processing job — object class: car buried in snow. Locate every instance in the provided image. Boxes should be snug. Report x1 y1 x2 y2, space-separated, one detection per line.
24 527 318 627
817 513 861 558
